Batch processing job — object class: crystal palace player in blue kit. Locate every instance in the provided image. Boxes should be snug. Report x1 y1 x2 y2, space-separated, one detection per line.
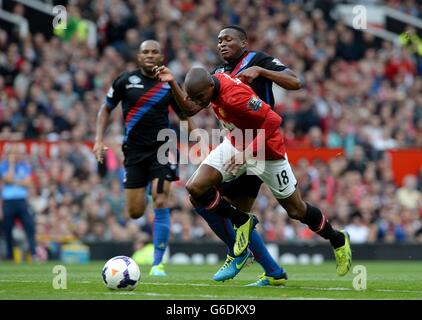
94 40 193 277
202 26 304 285
154 25 302 286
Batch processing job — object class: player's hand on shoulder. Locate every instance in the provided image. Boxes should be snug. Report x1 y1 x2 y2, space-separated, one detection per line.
153 65 174 83
237 66 262 83
223 152 246 176
93 141 108 164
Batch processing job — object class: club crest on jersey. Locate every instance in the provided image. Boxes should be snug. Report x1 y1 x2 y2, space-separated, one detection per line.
247 96 262 111
218 107 227 118
126 76 144 89
128 75 141 84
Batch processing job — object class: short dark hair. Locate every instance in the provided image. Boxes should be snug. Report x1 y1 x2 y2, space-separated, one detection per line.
185 67 212 95
220 25 247 41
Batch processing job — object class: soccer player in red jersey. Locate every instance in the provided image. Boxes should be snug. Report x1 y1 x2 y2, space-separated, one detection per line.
179 68 352 278
157 25 299 285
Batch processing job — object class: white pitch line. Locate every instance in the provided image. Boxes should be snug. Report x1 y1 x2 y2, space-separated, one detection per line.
107 292 225 299
72 291 283 299
297 286 352 291
1 279 422 295
0 279 92 284
142 282 216 287
375 289 422 294
141 281 348 291
141 282 422 294
0 279 47 283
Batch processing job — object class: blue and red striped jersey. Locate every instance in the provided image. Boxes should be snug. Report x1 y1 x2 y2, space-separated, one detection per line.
105 70 183 148
212 51 287 108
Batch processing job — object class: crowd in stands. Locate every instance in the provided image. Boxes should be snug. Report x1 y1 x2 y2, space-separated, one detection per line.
0 0 421 258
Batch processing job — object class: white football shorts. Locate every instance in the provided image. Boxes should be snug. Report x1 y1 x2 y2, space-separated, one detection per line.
201 138 297 199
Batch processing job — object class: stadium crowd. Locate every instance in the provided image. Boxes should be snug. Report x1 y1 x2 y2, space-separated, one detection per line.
0 0 421 259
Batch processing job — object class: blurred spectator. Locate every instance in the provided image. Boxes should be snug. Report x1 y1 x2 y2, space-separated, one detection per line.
105 179 126 225
396 174 421 210
345 211 371 244
0 143 37 260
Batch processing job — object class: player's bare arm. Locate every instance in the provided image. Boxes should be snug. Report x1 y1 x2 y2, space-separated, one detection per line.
237 66 302 90
154 65 205 116
93 104 112 163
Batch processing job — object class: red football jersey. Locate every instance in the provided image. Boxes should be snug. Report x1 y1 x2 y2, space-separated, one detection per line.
211 73 286 160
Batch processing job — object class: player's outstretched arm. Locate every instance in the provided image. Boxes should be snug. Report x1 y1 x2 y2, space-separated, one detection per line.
93 104 112 163
154 65 205 116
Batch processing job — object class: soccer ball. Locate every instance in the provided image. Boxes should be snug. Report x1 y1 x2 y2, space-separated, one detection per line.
101 256 141 290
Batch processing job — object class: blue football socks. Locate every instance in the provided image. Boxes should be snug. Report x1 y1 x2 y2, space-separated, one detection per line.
196 207 285 277
195 207 235 256
153 208 171 266
249 230 285 277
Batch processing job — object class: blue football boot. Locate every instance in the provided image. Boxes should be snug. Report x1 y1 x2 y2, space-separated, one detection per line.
213 249 253 282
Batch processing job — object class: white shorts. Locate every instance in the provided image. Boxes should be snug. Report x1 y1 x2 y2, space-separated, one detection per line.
201 138 297 199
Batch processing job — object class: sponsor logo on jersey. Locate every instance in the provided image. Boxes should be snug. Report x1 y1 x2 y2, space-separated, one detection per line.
126 84 145 89
126 75 144 89
247 96 262 111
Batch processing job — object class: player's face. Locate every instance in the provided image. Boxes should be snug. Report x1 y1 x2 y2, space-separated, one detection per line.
137 42 164 73
217 29 246 62
187 84 214 108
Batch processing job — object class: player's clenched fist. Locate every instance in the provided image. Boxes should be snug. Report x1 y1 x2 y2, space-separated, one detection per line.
153 65 174 83
93 141 108 163
236 66 263 83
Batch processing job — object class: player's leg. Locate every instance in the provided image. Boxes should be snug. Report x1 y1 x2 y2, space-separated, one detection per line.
194 180 258 258
194 207 236 257
125 188 147 218
192 178 248 259
124 165 148 218
148 152 180 276
186 139 258 256
252 158 352 276
198 209 252 282
279 189 351 276
209 175 286 283
149 177 172 276
225 177 286 280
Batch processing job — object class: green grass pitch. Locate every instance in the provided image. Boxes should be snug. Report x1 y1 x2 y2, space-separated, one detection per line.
1 261 421 300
